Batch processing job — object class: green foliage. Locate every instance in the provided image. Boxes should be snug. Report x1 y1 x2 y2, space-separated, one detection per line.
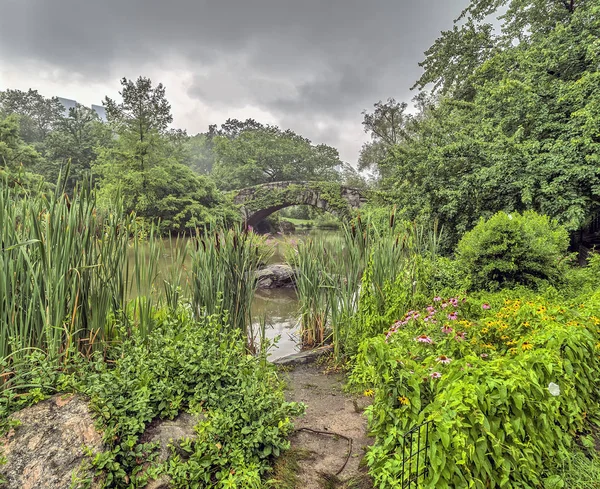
0 115 43 171
351 292 600 488
189 227 270 350
79 309 303 488
0 88 64 143
286 212 441 360
0 182 138 363
43 105 113 192
547 450 600 489
456 211 570 290
211 122 342 190
95 77 235 233
0 308 303 488
373 2 600 246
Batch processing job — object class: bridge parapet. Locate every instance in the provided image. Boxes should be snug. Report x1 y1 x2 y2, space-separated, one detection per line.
233 181 367 227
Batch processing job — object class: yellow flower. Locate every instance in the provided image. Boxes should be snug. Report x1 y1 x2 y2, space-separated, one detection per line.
509 348 518 355
500 335 509 341
506 340 517 346
521 342 533 351
523 322 530 327
364 389 374 397
481 328 489 334
398 396 410 406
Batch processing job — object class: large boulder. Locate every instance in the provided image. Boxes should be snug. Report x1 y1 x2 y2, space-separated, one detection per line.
0 394 104 489
255 264 296 289
0 395 201 489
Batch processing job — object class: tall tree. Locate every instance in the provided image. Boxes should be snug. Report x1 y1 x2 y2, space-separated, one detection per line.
0 89 64 143
0 115 47 192
103 77 172 180
43 104 112 191
211 123 342 190
358 98 412 177
381 0 600 246
413 0 593 97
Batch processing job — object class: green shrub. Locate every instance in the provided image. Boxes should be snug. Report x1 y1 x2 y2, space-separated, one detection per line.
456 211 569 291
350 292 600 489
0 308 303 488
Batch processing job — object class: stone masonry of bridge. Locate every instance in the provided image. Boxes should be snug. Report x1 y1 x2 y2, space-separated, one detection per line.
233 181 367 228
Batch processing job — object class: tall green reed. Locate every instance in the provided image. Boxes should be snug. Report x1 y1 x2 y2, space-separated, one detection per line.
189 226 270 351
0 181 167 373
287 209 442 361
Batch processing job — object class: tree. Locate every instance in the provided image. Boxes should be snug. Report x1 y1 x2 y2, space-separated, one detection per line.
211 122 342 190
413 0 593 97
103 77 172 181
375 1 600 247
0 115 43 170
358 98 412 177
44 104 112 191
0 89 64 143
0 115 47 193
97 77 233 231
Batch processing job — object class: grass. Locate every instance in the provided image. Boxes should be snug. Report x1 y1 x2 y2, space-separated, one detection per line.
286 210 442 362
267 447 314 489
548 451 600 489
0 182 270 388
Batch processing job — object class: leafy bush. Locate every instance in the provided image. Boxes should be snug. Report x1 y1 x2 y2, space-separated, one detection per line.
456 211 569 291
350 292 600 488
0 308 303 488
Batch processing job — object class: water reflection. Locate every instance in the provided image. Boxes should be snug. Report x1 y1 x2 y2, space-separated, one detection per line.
251 288 300 361
130 228 341 361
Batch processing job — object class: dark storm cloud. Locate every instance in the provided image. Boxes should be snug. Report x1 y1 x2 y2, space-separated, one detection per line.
0 0 469 162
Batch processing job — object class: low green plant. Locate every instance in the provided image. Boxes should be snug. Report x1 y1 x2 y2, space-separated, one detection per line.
351 292 600 488
456 211 570 291
0 307 303 488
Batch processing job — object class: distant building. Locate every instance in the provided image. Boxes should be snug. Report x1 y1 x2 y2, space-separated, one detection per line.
91 104 107 122
57 97 77 115
57 97 107 122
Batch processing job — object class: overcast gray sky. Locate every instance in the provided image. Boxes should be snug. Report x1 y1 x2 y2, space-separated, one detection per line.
0 0 468 164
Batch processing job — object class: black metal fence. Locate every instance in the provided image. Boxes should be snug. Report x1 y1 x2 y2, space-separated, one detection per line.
401 419 433 488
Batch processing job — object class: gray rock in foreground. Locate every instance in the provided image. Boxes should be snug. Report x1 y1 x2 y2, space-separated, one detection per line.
256 264 296 289
1 395 200 489
0 394 104 489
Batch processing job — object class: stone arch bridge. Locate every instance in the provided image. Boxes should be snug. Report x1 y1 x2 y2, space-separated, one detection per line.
233 181 367 228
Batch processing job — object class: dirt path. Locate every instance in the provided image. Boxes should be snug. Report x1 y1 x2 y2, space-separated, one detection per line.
275 361 373 489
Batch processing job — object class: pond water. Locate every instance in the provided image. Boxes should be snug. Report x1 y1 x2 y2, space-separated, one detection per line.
138 228 341 361
251 228 342 360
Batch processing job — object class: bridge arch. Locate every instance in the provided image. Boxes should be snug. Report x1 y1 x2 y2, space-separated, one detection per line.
233 181 367 228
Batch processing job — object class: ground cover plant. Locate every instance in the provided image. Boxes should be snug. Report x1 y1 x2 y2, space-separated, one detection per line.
350 291 600 488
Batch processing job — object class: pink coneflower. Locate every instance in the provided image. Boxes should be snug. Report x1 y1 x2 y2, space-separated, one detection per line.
434 296 442 302
441 302 449 309
441 325 453 334
449 298 458 307
437 355 452 364
447 312 458 320
430 372 442 379
480 353 489 358
392 319 406 329
482 303 491 310
455 331 466 342
427 306 436 313
415 334 433 344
